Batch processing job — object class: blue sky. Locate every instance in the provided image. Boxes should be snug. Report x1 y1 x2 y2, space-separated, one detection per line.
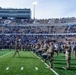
0 0 76 19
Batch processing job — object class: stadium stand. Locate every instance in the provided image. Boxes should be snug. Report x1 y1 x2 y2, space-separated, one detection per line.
0 17 76 49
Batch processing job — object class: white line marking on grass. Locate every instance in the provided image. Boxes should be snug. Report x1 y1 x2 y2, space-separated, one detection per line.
35 67 38 70
62 67 67 70
44 63 49 67
50 68 59 75
41 59 44 62
43 61 59 75
6 67 9 70
0 51 13 58
32 52 59 75
21 67 24 70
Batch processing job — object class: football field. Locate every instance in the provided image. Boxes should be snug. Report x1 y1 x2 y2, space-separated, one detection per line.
0 50 76 75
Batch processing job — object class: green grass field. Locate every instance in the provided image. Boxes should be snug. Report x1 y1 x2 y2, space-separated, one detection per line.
0 50 54 75
0 50 76 75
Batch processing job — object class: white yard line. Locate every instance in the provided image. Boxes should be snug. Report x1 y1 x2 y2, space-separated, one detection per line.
32 52 59 75
6 67 9 70
21 67 24 70
35 67 38 70
62 67 67 70
0 51 13 58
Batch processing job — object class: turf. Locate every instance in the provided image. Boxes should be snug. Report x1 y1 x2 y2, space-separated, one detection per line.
0 50 55 75
0 50 76 75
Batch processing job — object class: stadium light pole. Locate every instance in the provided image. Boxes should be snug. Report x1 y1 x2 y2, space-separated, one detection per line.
32 2 38 22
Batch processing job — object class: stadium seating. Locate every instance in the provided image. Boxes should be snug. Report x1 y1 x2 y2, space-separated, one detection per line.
0 17 76 49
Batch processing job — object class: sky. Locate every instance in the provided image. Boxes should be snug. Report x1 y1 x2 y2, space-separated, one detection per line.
0 0 76 19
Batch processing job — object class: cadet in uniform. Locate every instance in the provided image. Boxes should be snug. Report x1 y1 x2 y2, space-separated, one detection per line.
46 42 55 68
64 41 71 69
13 37 20 57
36 43 43 55
54 43 60 57
42 42 47 53
73 42 76 58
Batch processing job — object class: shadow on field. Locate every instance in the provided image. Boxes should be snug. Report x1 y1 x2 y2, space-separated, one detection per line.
71 63 76 65
54 67 64 70
54 62 66 65
54 55 65 58
15 56 38 59
55 67 76 71
66 67 76 70
54 59 65 61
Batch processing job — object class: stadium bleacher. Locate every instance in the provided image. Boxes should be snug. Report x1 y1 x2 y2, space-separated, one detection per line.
0 18 76 49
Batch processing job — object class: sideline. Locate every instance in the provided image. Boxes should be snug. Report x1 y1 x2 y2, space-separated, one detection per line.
32 52 59 75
